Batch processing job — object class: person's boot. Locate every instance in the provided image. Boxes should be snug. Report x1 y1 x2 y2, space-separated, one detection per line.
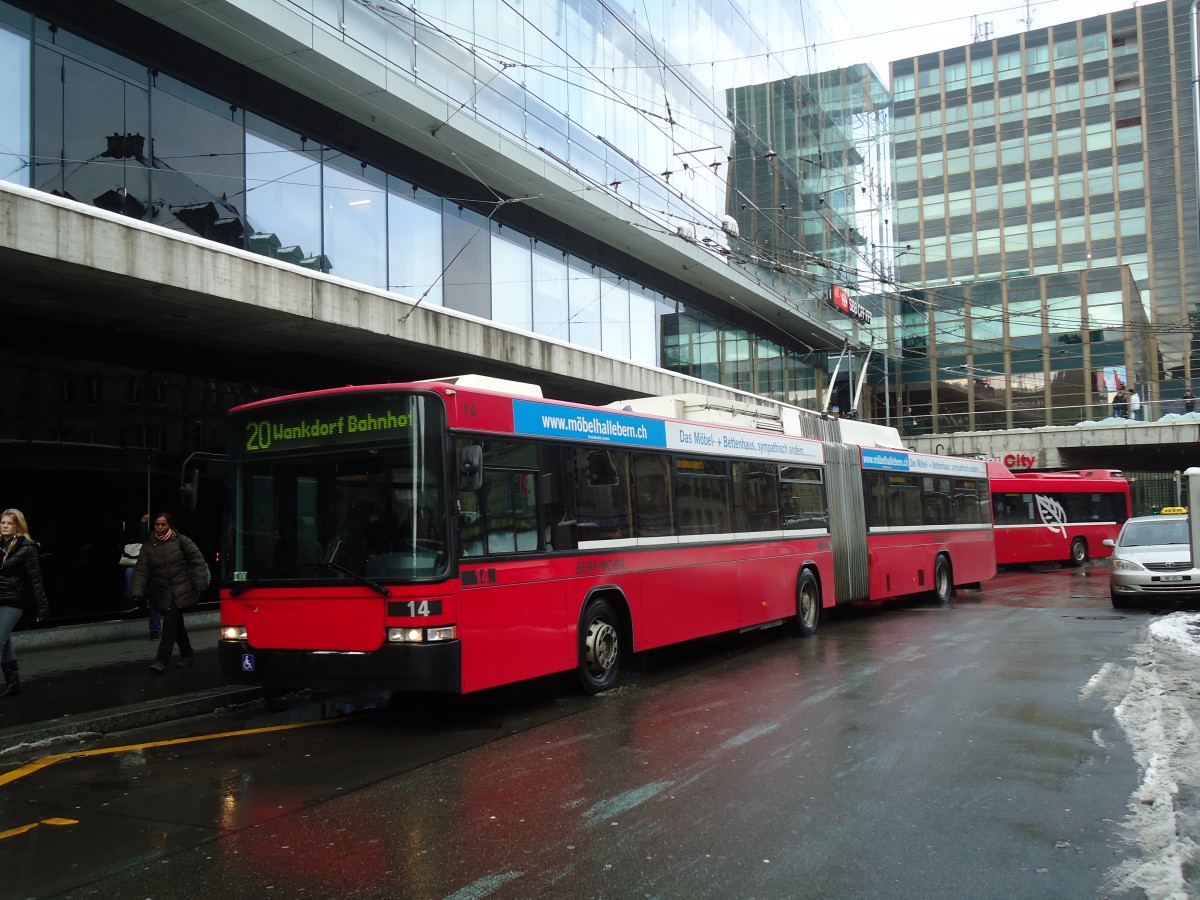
0 661 21 698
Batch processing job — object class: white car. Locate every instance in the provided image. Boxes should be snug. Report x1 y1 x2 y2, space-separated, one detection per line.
1105 514 1200 608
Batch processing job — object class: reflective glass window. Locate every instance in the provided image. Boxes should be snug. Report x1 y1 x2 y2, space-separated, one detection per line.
491 227 533 331
442 205 491 318
323 157 386 287
532 245 569 340
245 124 321 267
34 50 149 217
0 20 30 185
600 272 631 360
387 184 443 307
149 74 245 247
568 256 601 351
629 286 659 367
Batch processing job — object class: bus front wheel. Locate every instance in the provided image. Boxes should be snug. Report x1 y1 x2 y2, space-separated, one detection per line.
1068 538 1088 567
931 554 953 606
792 569 821 637
577 597 621 694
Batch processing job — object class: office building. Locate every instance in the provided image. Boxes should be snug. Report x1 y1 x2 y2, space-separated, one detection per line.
887 0 1197 430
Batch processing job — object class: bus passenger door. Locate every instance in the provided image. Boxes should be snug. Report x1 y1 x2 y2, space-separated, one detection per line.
457 461 570 692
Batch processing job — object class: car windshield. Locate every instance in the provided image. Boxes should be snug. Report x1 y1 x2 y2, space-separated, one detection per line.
1119 518 1190 547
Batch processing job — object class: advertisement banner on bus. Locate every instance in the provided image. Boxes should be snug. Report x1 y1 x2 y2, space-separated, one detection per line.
862 448 988 479
513 400 666 447
512 399 824 465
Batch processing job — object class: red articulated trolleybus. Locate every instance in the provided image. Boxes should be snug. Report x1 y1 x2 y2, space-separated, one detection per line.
987 463 1131 567
218 375 997 695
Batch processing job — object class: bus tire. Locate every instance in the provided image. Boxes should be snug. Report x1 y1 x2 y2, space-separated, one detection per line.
930 554 953 606
577 596 621 694
792 569 821 637
1068 538 1088 567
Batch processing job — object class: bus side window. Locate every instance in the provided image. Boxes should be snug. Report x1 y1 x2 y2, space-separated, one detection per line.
539 445 568 551
572 447 633 541
781 465 827 530
862 471 887 528
633 453 674 537
458 488 484 558
733 461 780 532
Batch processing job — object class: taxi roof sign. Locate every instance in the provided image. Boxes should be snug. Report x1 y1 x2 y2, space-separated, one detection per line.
1161 506 1188 514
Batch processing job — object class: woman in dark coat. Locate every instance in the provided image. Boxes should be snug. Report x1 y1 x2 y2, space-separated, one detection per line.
0 508 49 697
131 512 207 673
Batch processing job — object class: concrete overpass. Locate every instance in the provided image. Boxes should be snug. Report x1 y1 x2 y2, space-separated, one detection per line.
907 418 1200 473
12 179 1196 476
0 181 763 408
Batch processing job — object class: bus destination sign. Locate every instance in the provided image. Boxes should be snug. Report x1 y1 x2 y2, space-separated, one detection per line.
238 395 414 455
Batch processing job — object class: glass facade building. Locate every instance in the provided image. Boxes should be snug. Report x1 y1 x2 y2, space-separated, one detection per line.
0 0 894 409
888 0 1198 430
891 266 1150 432
0 0 892 617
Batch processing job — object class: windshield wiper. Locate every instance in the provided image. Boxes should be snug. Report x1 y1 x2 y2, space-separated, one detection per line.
318 560 391 596
229 562 389 597
229 579 260 598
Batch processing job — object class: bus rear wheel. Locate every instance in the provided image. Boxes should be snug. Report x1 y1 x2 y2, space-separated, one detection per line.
930 554 953 606
577 597 621 694
1068 538 1088 567
792 569 821 637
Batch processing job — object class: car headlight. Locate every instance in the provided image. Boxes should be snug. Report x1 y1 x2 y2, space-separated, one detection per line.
1112 558 1146 572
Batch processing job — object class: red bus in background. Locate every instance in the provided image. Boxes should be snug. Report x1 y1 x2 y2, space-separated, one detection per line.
988 462 1131 567
218 375 996 696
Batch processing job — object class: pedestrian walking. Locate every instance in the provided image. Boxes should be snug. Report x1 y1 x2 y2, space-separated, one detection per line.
131 512 207 673
120 513 158 639
0 508 49 698
1184 386 1195 414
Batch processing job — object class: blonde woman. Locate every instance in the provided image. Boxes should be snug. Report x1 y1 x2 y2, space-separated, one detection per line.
0 508 49 698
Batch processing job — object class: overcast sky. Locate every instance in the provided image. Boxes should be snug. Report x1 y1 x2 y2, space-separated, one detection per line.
848 0 1142 76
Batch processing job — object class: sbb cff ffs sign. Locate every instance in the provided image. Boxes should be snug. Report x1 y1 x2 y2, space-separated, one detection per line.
828 285 872 324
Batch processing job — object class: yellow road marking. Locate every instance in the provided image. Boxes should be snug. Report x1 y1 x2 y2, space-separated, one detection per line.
0 718 341 790
0 817 79 840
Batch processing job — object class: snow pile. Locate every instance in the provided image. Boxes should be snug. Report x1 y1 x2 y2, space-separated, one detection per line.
1089 612 1200 899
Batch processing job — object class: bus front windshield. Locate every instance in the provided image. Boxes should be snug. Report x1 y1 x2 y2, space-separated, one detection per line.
230 394 449 585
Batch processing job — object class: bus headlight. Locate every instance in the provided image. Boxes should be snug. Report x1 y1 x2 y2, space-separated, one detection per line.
387 626 458 643
222 626 247 641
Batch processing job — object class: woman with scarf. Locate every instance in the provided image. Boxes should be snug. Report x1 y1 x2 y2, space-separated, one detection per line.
131 511 207 673
0 508 49 697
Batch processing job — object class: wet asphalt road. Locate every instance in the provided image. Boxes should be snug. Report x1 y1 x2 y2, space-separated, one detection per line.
0 563 1170 899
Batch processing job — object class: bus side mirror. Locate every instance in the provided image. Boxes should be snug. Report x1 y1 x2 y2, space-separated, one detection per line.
459 445 483 492
180 467 200 512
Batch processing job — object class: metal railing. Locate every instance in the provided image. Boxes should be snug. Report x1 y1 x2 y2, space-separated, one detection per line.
898 399 1197 437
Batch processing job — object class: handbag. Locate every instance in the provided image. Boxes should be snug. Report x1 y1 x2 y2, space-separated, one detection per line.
119 542 142 567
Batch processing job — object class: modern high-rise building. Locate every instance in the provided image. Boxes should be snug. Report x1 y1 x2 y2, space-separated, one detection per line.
0 0 886 617
886 0 1198 430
